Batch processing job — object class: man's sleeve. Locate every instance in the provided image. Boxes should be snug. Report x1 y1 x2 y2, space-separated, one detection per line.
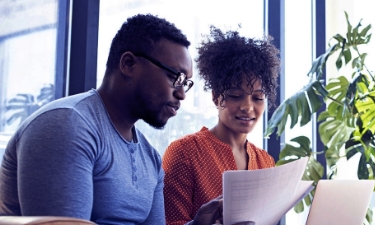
141 168 166 225
17 109 97 220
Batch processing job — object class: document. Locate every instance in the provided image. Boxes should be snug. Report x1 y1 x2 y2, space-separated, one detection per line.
223 157 313 225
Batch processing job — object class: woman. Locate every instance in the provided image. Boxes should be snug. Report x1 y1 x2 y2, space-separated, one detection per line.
162 26 281 225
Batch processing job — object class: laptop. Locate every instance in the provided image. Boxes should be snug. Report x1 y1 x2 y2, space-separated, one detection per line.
305 180 375 225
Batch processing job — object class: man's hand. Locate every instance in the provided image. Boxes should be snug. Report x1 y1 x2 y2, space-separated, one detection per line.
190 195 223 225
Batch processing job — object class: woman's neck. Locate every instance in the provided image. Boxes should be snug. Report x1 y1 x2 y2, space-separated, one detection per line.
209 124 248 150
210 124 249 170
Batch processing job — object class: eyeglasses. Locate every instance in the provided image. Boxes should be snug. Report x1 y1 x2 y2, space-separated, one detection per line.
134 53 194 93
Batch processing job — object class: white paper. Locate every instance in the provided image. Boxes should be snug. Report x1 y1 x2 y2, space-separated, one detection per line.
223 157 313 225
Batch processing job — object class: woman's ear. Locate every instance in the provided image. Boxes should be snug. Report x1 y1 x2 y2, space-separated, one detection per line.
119 52 136 75
212 92 219 107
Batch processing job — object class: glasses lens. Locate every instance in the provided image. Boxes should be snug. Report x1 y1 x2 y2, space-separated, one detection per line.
174 73 186 87
173 73 193 93
183 80 194 93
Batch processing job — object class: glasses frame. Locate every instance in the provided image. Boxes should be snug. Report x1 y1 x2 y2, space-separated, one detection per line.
133 53 194 93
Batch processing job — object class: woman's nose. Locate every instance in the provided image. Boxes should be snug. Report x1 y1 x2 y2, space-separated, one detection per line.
240 96 254 112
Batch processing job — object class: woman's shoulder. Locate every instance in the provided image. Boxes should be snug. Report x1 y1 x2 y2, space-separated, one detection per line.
163 127 211 159
247 141 275 166
170 127 210 145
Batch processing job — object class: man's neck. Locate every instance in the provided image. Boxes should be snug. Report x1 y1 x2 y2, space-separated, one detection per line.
97 85 136 142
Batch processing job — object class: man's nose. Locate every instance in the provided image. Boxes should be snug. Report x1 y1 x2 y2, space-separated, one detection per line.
174 87 186 100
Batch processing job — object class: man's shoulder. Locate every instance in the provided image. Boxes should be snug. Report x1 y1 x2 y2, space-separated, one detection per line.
45 90 99 109
17 90 103 132
37 90 101 117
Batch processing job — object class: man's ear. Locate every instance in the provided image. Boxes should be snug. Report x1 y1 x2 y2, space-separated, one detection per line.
119 52 136 75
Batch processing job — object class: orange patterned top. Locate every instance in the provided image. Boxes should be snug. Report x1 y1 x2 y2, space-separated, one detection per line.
162 127 275 225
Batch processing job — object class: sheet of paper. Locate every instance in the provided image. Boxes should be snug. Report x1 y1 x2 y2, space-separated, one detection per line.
276 180 314 220
223 157 311 225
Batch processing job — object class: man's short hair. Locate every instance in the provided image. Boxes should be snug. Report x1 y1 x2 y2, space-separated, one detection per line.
106 14 191 73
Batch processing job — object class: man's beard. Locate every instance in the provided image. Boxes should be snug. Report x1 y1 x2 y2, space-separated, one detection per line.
141 108 166 130
135 90 167 130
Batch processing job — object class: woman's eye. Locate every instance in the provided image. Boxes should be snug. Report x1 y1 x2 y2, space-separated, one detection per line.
226 90 242 96
252 96 264 101
227 91 243 98
227 94 241 98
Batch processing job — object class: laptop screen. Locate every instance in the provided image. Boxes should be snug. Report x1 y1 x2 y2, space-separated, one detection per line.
305 180 375 225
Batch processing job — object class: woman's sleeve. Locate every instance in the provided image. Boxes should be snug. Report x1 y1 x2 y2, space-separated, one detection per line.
162 138 196 225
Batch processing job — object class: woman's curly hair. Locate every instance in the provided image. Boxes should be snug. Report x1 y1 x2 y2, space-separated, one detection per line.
195 26 280 109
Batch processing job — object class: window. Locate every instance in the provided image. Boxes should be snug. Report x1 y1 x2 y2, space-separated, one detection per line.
0 0 59 160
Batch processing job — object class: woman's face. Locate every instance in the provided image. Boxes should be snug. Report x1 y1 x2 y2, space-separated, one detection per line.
216 78 266 135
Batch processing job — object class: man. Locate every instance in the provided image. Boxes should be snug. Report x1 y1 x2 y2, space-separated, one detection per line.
0 14 221 225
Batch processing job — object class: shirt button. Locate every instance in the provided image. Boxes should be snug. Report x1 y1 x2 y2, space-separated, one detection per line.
130 149 134 153
134 176 138 181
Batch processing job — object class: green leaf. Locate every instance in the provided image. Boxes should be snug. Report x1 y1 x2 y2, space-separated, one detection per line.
318 111 355 147
352 19 362 45
291 136 311 151
277 136 312 165
264 80 327 138
325 145 341 169
332 34 345 43
358 153 369 179
306 86 323 112
345 11 353 44
299 94 312 126
365 33 372 44
326 76 349 101
276 137 324 185
312 80 329 99
365 207 373 225
335 56 343 70
278 144 309 159
359 24 371 39
343 49 352 65
304 193 312 206
308 44 339 78
355 89 375 134
294 200 304 213
309 159 325 178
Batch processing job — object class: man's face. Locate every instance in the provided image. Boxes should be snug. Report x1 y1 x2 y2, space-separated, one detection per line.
134 40 193 129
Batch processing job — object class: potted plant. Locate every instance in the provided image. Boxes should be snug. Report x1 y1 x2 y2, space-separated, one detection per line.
4 84 54 127
264 12 374 224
